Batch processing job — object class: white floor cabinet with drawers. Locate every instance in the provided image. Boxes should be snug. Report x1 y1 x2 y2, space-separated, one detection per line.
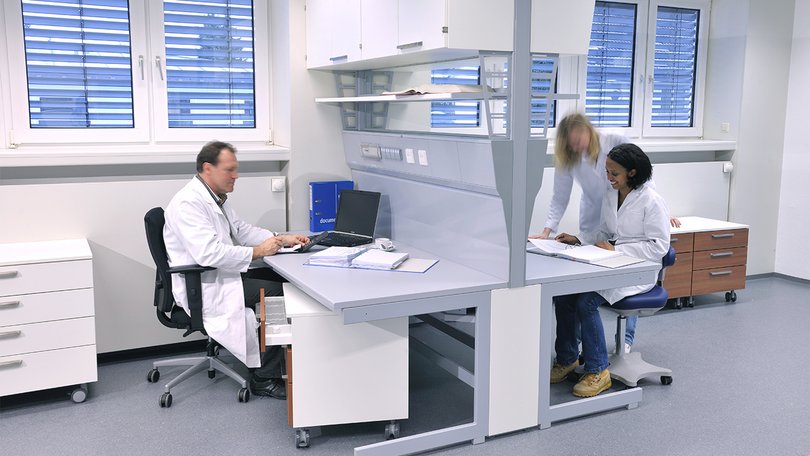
0 239 96 403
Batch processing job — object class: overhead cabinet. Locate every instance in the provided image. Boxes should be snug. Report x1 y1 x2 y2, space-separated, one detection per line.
305 0 595 69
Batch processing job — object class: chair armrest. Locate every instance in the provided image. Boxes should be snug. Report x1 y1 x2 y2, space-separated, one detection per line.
168 264 215 275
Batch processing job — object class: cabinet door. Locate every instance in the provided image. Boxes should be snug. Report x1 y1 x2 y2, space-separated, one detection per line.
361 0 398 60
398 0 446 52
305 0 332 68
331 0 362 63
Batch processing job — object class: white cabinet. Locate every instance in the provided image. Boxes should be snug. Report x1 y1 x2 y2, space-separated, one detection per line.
306 0 362 68
0 239 96 401
306 0 595 69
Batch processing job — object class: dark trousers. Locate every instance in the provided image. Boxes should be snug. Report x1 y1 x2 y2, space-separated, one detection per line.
242 268 286 379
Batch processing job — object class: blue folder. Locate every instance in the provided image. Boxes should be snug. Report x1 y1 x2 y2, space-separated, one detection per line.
309 180 354 232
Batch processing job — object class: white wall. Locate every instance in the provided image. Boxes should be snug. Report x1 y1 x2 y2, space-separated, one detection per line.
775 0 810 279
0 166 286 353
717 0 795 275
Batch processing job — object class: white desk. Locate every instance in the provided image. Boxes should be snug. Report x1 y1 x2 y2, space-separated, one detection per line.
265 244 505 455
525 251 660 428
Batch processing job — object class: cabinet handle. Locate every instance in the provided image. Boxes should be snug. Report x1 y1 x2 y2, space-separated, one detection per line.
155 56 164 81
0 271 19 279
710 252 733 258
711 233 735 239
710 270 732 276
0 330 21 339
0 360 23 369
329 55 348 62
671 237 679 242
397 41 423 50
0 301 20 309
138 55 144 80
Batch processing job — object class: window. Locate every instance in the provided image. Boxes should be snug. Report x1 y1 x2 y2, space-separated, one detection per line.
430 66 480 128
3 0 270 146
582 0 709 137
530 58 557 129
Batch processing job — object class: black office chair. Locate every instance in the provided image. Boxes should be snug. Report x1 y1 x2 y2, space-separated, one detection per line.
143 207 250 407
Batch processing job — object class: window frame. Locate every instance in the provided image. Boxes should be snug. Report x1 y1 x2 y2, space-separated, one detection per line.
641 0 709 137
147 0 271 143
2 0 271 147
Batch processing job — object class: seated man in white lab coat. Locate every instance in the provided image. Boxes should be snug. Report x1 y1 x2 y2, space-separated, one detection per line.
163 140 309 399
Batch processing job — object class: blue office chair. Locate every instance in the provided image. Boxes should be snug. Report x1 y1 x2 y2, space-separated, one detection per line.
606 246 676 387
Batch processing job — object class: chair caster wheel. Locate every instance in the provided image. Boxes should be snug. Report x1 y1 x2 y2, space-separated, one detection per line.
295 429 310 448
385 421 400 440
147 369 160 383
238 387 250 403
71 386 88 403
208 369 215 379
159 392 173 408
661 376 673 385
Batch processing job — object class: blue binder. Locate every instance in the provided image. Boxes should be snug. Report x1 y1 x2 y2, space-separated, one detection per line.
309 180 354 232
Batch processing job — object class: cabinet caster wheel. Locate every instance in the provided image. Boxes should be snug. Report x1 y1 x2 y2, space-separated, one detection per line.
674 298 683 309
71 386 88 403
160 392 173 408
208 369 216 379
661 376 673 385
295 429 310 448
238 387 250 403
385 421 400 440
725 291 737 302
687 297 695 307
147 368 160 383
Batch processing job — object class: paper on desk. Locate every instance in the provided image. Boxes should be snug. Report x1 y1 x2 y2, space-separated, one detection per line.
395 258 438 273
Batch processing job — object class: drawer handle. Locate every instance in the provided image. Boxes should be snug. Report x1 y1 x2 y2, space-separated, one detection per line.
329 54 348 62
0 359 23 369
671 237 679 242
710 270 732 276
0 330 22 339
0 301 21 309
710 252 734 258
711 233 735 239
0 271 19 279
397 41 423 50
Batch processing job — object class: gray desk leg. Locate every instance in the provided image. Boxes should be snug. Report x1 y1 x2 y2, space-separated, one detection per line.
538 291 553 430
354 300 492 455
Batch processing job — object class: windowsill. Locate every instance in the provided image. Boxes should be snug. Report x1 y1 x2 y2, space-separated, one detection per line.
0 142 291 167
545 138 737 154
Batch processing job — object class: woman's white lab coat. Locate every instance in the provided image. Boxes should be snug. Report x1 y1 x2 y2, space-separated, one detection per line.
580 183 671 304
163 177 274 368
545 133 628 234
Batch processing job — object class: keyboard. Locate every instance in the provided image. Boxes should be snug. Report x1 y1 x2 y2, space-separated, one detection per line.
318 231 373 247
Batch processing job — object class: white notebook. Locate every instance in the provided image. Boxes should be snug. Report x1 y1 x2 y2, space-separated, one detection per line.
307 246 368 267
527 238 642 268
351 249 409 270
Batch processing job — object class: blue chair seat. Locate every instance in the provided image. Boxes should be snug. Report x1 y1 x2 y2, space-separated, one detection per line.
611 285 669 312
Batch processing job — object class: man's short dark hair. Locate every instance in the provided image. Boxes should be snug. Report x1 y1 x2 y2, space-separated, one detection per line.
196 141 236 173
607 143 653 190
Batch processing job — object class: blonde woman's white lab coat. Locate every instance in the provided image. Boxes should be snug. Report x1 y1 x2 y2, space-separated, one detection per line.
163 177 273 368
580 182 671 304
545 133 628 234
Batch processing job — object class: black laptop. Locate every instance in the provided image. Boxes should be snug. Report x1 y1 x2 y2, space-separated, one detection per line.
317 189 381 247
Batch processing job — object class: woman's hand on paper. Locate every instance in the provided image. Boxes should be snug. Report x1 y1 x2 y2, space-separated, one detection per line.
555 233 581 245
529 227 553 240
595 241 615 251
670 216 681 228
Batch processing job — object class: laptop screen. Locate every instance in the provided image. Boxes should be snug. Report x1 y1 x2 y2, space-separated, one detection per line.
333 189 381 236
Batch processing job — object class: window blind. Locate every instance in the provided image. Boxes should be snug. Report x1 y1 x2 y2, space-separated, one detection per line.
530 58 556 129
21 0 134 128
652 6 699 127
586 1 636 128
430 66 480 128
163 0 255 128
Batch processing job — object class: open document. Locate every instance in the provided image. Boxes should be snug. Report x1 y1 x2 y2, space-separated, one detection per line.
527 238 644 269
306 246 438 273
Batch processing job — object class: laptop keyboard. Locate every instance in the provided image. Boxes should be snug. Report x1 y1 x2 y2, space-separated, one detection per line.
320 232 372 247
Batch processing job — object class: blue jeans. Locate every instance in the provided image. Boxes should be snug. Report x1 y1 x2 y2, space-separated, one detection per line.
555 292 609 373
571 305 638 346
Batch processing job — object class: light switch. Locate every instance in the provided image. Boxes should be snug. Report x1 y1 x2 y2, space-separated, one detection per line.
417 149 428 166
405 148 415 164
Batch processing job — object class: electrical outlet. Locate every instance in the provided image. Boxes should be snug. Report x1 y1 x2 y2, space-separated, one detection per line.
720 122 730 133
405 148 415 164
417 149 428 166
271 177 286 192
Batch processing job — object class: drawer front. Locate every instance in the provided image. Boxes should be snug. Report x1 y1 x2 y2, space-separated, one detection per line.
0 317 96 357
286 346 293 427
693 229 748 252
691 265 746 295
0 345 97 397
663 252 693 298
0 260 93 297
0 288 94 327
692 247 747 271
669 233 694 253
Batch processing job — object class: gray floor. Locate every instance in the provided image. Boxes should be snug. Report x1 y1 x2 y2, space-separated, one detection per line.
2 277 810 455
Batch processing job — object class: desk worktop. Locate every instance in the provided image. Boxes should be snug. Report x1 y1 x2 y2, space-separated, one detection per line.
525 247 661 286
264 243 506 312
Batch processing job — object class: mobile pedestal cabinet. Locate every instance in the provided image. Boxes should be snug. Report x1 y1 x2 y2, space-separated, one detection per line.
663 217 749 308
0 239 96 403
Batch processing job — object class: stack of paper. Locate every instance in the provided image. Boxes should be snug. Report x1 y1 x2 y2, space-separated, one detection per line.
527 238 643 268
307 246 368 267
351 249 409 270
